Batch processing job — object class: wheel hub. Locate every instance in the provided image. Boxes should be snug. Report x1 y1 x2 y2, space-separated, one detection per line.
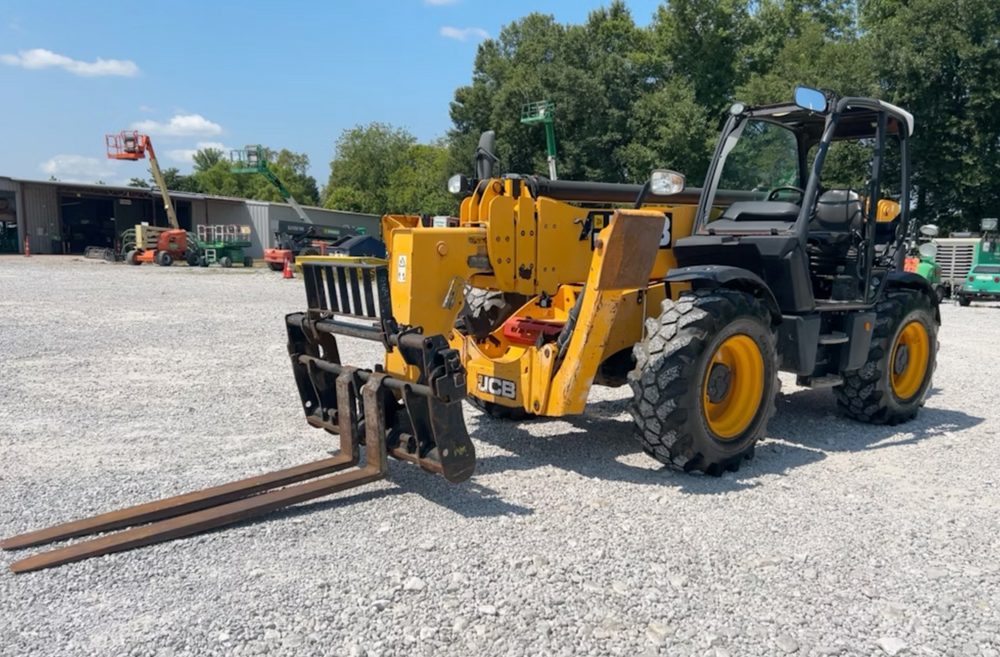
706 362 732 403
893 344 910 376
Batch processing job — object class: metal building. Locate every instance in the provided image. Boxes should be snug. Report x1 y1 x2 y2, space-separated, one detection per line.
0 176 381 258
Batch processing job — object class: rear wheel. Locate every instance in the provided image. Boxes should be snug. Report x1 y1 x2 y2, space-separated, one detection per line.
125 250 140 266
836 288 938 425
186 251 200 267
220 256 233 268
158 251 173 267
958 294 971 306
628 288 780 476
243 256 254 267
267 261 284 272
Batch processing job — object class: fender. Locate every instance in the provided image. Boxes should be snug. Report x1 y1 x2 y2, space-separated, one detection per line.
663 265 782 324
886 270 942 324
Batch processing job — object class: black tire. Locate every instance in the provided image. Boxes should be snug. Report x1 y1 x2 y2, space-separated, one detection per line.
125 250 140 266
243 256 254 268
267 261 284 272
158 251 173 267
199 256 209 267
455 286 529 341
220 256 233 268
958 294 971 307
836 288 938 425
186 252 200 267
933 285 945 304
628 288 780 476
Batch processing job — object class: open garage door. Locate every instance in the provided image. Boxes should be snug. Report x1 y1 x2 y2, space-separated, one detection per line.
0 193 16 253
61 196 116 254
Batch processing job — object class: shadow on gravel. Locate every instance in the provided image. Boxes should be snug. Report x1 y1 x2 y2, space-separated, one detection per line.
465 398 828 496
769 386 984 454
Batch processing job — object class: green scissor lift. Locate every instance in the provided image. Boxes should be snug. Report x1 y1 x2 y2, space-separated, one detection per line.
195 225 254 268
521 100 558 180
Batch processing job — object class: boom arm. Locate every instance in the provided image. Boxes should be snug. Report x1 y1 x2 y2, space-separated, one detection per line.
258 166 312 224
144 139 180 230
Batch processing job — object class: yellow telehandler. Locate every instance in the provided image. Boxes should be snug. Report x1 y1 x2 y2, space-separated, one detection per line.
3 86 939 573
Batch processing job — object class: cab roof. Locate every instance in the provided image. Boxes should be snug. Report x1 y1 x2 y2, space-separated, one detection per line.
741 97 914 144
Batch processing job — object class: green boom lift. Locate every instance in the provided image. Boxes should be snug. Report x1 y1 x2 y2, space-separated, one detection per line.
230 145 318 225
521 100 558 180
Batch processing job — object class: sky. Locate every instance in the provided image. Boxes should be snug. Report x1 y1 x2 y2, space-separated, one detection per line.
0 0 662 188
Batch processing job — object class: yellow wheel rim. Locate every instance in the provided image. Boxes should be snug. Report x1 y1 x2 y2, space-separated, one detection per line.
702 334 765 440
890 321 930 400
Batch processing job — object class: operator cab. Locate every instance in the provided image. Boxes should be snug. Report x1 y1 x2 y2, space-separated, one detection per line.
675 86 914 311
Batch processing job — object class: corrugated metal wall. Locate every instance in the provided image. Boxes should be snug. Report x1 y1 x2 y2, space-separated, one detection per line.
21 183 60 254
204 199 265 258
0 178 16 193
265 204 382 247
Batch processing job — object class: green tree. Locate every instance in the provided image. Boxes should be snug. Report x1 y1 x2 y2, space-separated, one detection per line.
323 123 417 214
192 147 225 173
860 0 1000 231
387 142 460 216
127 177 150 188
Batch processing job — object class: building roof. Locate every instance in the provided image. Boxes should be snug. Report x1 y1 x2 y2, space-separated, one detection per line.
0 176 378 217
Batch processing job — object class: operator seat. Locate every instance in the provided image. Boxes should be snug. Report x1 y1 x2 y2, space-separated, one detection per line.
806 189 863 276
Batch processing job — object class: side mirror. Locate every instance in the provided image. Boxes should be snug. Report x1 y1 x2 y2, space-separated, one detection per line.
919 224 939 238
794 86 828 113
650 169 686 196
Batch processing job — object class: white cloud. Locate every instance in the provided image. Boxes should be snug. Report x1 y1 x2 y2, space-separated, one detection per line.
40 154 122 183
1 48 139 77
130 114 223 138
440 26 489 41
166 142 233 164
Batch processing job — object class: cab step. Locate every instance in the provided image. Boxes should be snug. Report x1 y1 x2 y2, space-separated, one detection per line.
818 332 848 345
796 374 844 389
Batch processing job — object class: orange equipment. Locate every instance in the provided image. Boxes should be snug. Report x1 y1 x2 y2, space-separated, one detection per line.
106 131 180 230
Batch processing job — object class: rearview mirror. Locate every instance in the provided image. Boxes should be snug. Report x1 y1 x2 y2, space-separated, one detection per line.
794 86 827 113
650 169 686 196
919 224 939 238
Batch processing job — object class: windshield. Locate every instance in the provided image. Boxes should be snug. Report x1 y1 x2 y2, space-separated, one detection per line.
714 119 801 201
972 265 1000 274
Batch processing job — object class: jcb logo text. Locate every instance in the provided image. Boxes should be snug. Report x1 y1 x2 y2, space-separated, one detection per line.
477 375 516 400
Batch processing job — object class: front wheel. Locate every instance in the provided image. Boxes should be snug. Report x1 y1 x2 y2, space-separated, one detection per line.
628 288 780 476
219 256 233 268
836 288 938 425
243 256 254 268
958 295 971 307
267 261 284 272
125 250 140 266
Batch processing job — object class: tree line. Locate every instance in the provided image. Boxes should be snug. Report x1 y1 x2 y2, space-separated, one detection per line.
153 0 1000 232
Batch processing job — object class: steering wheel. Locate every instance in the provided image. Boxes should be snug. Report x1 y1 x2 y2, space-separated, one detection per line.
766 186 805 201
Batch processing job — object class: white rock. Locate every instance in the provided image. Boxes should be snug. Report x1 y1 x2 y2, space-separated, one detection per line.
876 637 908 656
403 577 426 591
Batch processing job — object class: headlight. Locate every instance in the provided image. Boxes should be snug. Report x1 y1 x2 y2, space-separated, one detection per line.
650 169 686 196
448 174 468 194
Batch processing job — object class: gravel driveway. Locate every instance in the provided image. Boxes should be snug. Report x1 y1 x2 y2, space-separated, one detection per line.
1 256 998 657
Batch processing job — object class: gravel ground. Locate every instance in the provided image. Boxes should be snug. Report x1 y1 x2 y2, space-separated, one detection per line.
1 255 999 657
